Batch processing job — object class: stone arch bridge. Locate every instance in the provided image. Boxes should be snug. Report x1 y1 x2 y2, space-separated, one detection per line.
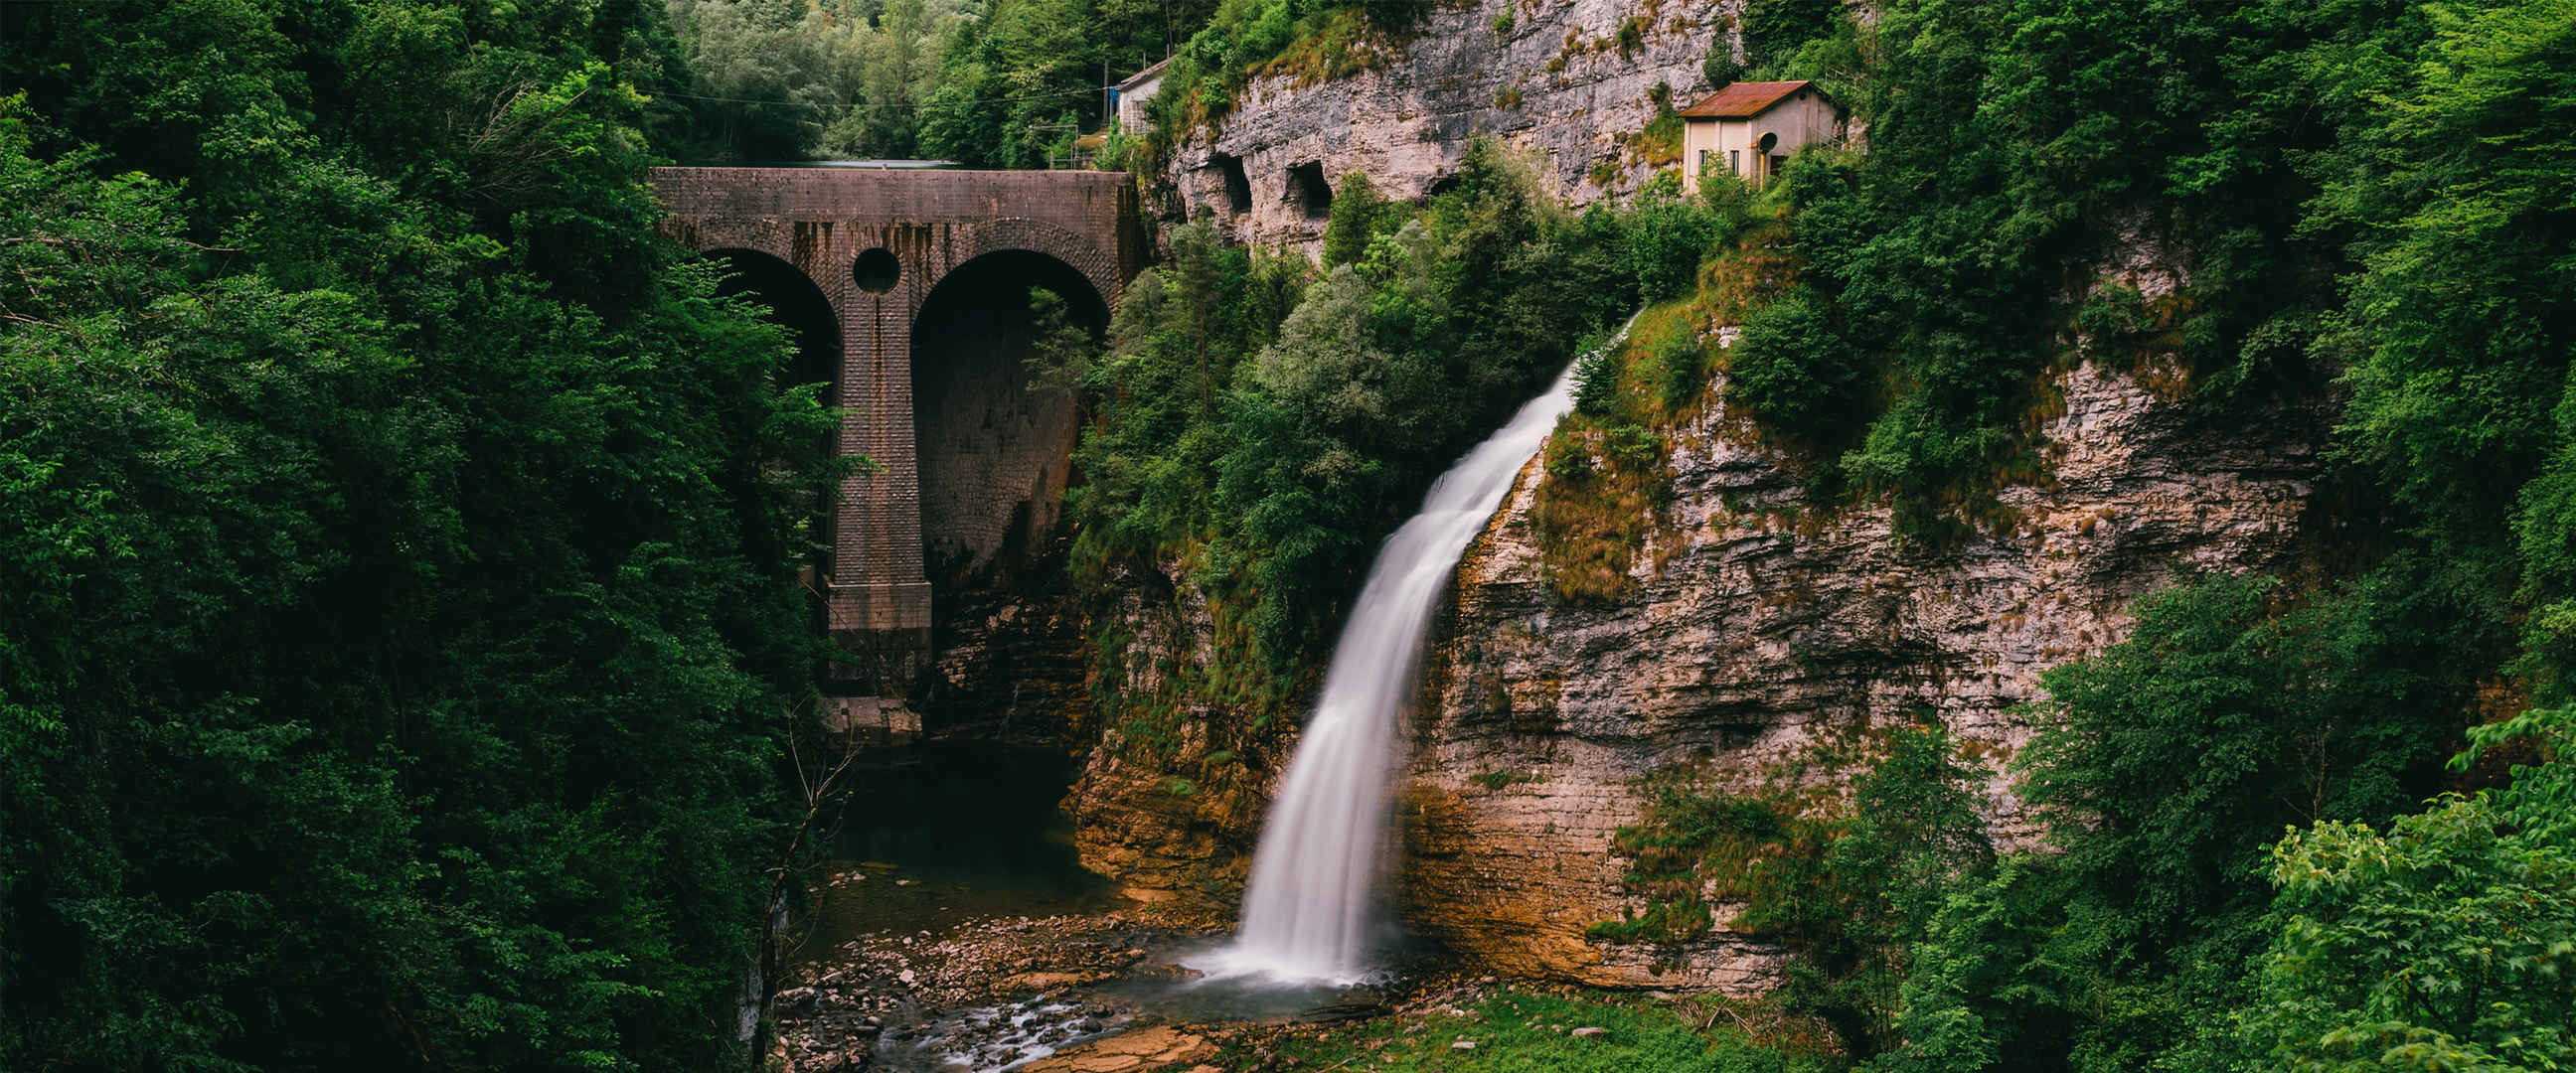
652 167 1144 682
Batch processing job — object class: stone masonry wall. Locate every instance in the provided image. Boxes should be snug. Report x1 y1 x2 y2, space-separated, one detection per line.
651 168 1142 673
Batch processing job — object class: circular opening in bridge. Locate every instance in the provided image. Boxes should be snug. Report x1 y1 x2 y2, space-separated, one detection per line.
852 247 900 293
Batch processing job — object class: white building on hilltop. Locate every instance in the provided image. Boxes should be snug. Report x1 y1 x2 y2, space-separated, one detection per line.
1679 80 1842 190
1113 58 1171 135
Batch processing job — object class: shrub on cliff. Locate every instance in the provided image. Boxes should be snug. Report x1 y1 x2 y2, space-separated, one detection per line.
1626 173 1737 302
1727 286 1860 437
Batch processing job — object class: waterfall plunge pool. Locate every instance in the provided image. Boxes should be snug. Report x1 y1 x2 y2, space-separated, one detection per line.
781 738 1430 1072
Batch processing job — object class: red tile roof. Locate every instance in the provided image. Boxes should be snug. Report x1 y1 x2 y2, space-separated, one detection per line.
1116 56 1172 91
1678 80 1818 119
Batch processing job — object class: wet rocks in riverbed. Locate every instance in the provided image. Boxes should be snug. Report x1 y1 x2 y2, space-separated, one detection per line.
1018 1025 1214 1072
769 900 1221 1071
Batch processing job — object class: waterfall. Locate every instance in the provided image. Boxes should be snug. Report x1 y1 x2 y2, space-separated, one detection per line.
1193 323 1627 987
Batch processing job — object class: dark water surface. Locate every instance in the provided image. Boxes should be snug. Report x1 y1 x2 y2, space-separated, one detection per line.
800 739 1115 955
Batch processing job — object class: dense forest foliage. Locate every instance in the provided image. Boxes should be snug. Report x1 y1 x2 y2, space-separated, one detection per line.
0 1 840 1068
665 0 1213 165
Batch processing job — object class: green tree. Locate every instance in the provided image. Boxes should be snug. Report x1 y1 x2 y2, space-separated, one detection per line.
2238 708 2576 1072
2307 0 2576 696
1322 170 1402 268
1873 564 2489 1073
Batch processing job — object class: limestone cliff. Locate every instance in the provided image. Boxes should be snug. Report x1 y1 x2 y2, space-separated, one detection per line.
1164 0 1739 248
1395 355 2319 989
1063 565 1273 905
1072 0 2325 992
1066 343 2321 988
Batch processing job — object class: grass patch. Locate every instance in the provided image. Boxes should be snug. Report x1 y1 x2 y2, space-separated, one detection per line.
1530 213 1812 604
1637 105 1685 165
1532 300 1707 604
1207 989 1843 1072
1249 8 1392 87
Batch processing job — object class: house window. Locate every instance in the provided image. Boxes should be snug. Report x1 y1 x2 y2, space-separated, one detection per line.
1698 149 1715 175
1769 154 1788 179
1728 149 1740 174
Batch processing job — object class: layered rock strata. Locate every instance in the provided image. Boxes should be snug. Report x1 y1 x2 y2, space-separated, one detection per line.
1063 568 1274 904
1395 358 2320 988
1166 0 1742 248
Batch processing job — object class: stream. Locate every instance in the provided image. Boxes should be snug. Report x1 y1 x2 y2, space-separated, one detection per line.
780 335 1618 1070
776 740 1393 1072
804 740 1117 951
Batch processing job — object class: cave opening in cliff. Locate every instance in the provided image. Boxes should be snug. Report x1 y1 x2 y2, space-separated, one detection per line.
1214 153 1251 214
1287 160 1333 220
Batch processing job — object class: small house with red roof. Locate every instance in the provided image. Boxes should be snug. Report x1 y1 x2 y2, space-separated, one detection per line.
1678 80 1840 190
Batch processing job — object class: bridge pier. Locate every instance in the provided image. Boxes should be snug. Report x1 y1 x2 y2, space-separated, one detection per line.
652 167 1143 693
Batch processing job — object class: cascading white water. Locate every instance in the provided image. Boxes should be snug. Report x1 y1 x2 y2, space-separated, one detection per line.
1192 323 1628 987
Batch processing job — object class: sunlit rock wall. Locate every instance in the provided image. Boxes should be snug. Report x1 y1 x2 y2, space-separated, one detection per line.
1397 356 2321 990
1165 0 1741 249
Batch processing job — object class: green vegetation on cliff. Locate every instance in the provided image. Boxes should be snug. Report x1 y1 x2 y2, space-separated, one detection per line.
1050 142 1751 751
0 3 836 1068
1539 1 2576 1069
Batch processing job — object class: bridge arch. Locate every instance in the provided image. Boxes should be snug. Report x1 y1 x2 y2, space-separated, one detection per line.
911 249 1110 592
705 246 840 396
947 218 1123 320
650 166 1143 688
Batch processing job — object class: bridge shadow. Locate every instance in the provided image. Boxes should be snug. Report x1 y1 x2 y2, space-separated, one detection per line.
909 250 1108 736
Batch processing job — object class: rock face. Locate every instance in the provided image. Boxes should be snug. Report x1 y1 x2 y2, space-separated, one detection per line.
1068 1 2320 990
1062 352 2321 990
1395 358 2320 989
1165 0 1742 249
1062 568 1273 904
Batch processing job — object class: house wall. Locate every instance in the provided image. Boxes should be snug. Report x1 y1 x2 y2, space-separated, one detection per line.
1116 73 1163 134
1680 88 1841 190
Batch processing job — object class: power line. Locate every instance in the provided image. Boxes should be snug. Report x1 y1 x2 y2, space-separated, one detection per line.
660 83 1106 111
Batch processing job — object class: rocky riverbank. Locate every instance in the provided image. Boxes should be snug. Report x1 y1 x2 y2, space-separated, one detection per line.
768 884 1230 1072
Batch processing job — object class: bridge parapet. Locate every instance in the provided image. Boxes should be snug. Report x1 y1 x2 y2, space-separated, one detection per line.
651 167 1144 683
